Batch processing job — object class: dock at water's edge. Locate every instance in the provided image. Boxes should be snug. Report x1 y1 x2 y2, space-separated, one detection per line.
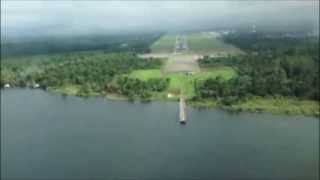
179 97 186 124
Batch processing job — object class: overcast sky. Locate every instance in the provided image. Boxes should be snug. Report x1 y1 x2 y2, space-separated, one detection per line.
1 1 319 37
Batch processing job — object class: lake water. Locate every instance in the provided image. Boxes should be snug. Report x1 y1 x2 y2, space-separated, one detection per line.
1 89 319 180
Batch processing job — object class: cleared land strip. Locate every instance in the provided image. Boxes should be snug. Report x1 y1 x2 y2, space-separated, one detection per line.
149 33 243 73
163 55 200 73
163 35 200 73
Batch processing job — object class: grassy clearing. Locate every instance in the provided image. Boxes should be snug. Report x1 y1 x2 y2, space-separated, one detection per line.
166 73 195 97
129 66 236 99
129 69 194 98
187 33 242 55
130 69 163 81
151 35 176 53
194 66 236 80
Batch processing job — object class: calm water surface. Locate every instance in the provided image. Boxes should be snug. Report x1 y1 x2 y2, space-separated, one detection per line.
1 89 319 180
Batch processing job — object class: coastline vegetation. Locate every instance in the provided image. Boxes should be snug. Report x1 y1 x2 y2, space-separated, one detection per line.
189 97 319 117
190 32 319 116
1 52 171 100
1 32 319 116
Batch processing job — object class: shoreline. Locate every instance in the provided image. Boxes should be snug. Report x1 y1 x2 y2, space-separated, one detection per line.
2 87 319 117
189 98 320 117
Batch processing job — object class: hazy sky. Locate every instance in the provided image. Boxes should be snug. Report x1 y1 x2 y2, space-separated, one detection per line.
1 1 319 37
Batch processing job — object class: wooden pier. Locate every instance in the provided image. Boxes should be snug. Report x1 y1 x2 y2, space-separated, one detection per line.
179 97 186 124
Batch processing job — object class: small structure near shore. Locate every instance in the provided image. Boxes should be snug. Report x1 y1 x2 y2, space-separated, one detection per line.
33 83 40 89
4 83 10 88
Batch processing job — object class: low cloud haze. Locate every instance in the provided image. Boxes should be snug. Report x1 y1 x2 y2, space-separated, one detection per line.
1 1 319 39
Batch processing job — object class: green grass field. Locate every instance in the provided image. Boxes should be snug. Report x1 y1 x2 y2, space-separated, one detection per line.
129 66 236 99
129 69 163 81
194 66 236 80
187 33 242 55
150 35 176 53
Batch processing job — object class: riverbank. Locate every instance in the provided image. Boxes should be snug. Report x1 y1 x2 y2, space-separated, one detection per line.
189 97 320 117
35 86 320 117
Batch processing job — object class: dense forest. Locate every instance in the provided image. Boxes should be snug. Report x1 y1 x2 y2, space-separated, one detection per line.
196 33 319 105
223 32 317 53
1 52 168 100
1 33 162 57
